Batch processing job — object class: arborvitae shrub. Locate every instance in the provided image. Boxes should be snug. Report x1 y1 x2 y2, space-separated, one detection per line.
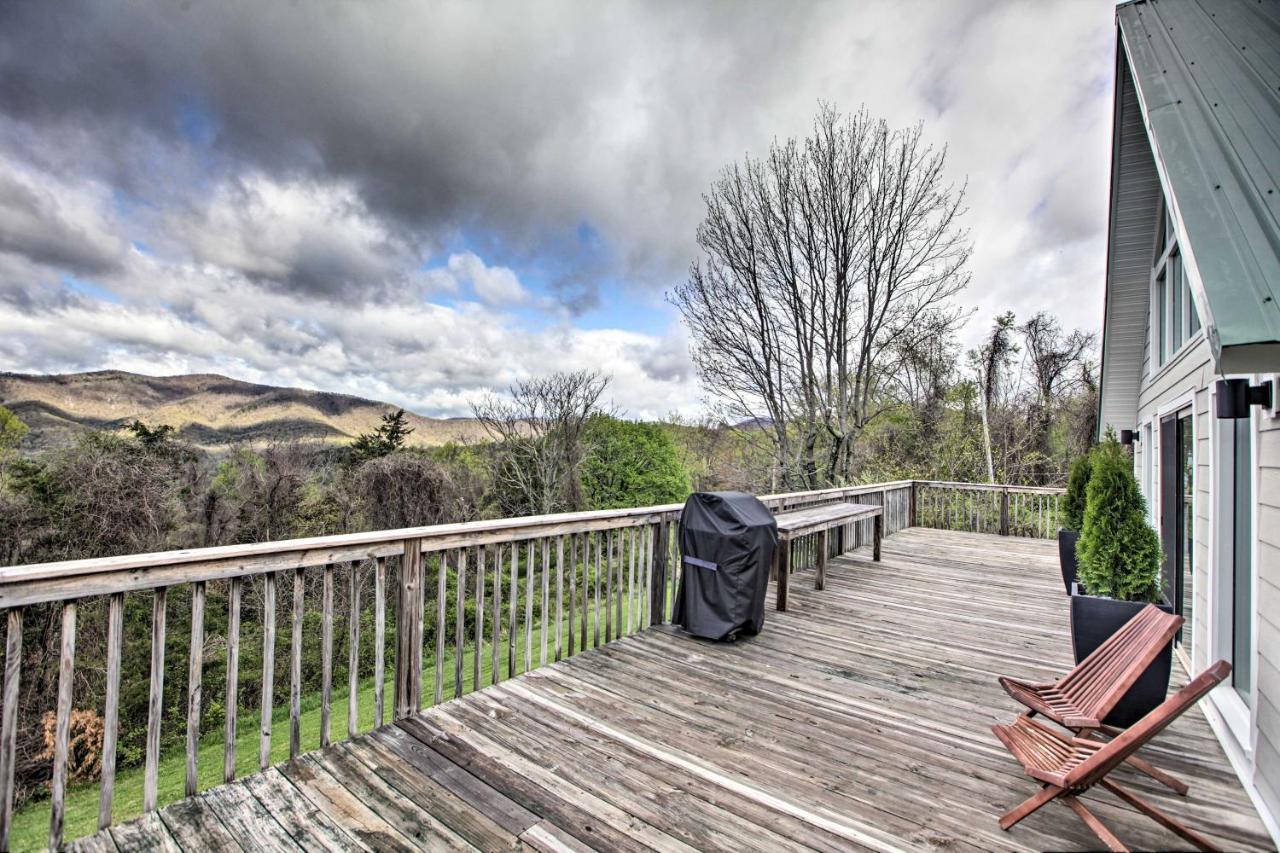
1062 451 1093 532
1076 437 1162 602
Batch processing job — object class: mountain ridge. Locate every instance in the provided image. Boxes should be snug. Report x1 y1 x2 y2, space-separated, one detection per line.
0 369 488 452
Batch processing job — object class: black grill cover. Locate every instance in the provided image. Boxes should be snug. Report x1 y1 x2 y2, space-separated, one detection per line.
673 491 778 640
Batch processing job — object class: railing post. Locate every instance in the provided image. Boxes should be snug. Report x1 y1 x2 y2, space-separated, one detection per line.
649 519 669 626
908 482 918 528
394 538 423 720
999 487 1010 536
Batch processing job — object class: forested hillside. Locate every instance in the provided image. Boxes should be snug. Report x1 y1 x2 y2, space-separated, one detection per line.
0 370 487 451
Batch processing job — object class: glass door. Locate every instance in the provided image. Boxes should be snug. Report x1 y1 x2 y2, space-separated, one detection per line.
1159 411 1193 646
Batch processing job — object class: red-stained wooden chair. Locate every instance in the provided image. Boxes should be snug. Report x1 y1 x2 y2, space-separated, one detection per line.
993 659 1230 853
997 603 1187 794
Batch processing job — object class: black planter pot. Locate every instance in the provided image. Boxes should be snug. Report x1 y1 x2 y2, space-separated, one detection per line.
1069 585 1175 728
1058 529 1079 595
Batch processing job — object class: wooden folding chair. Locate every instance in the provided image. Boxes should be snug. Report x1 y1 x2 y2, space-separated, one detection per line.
993 660 1231 853
997 603 1187 794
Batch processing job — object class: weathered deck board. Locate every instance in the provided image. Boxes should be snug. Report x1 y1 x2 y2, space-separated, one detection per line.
76 528 1274 851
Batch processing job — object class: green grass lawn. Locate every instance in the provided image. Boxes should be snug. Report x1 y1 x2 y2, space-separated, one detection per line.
13 598 648 851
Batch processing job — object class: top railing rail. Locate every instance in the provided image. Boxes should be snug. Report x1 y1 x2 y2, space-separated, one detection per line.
0 481 915 607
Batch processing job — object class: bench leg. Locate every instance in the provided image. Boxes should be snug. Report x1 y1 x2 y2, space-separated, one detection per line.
873 513 883 561
776 541 790 611
815 529 828 590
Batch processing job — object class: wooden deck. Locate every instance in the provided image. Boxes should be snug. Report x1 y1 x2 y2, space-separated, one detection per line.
69 528 1273 852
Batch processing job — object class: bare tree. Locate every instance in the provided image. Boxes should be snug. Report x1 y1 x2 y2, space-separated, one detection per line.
970 311 1019 483
472 370 610 515
672 103 970 488
354 453 484 528
1019 313 1097 484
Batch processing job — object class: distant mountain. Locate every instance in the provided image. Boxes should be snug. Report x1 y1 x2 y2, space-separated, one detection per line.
0 370 488 452
732 416 775 430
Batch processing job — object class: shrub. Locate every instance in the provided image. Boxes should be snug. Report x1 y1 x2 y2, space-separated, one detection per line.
1076 437 1161 602
580 415 691 509
1062 451 1093 531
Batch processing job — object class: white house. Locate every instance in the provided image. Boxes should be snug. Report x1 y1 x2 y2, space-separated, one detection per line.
1097 0 1280 841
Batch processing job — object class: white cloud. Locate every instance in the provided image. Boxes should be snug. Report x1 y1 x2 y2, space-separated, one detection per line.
446 252 528 307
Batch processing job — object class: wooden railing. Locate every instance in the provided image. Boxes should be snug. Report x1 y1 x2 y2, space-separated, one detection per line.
0 480 921 849
913 481 1066 539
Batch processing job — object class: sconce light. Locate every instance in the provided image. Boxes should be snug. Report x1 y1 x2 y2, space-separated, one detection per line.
1215 378 1274 419
1119 429 1136 446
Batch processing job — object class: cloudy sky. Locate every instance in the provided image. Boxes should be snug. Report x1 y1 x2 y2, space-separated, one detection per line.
0 0 1115 418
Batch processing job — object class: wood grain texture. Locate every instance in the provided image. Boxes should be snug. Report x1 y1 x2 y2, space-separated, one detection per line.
289 567 304 759
224 577 242 783
48 601 76 851
143 587 166 812
320 564 334 747
98 594 123 830
185 581 205 798
0 608 21 850
259 571 276 770
60 528 1274 852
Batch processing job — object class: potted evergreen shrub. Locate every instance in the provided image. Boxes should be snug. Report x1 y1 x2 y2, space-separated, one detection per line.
1070 435 1172 727
1058 451 1091 594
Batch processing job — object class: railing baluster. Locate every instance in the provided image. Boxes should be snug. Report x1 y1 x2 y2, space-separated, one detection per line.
321 564 333 747
524 541 534 674
0 607 22 850
554 536 564 662
567 534 577 658
289 568 303 758
614 529 624 640
579 534 588 652
99 593 123 829
594 533 603 645
374 557 385 728
224 577 241 783
435 551 447 705
627 527 637 635
605 529 614 642
48 601 76 851
394 541 423 720
474 546 485 690
541 538 550 668
643 524 653 628
186 581 205 797
455 548 466 699
260 571 276 770
507 543 518 679
491 544 502 685
144 587 166 811
348 562 360 738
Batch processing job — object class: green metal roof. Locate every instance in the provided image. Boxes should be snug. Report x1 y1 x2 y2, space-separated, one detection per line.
1118 0 1280 372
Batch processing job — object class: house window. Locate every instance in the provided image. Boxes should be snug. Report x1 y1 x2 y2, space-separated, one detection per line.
1153 205 1200 367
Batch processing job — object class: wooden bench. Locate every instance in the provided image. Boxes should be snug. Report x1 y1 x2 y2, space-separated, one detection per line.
772 502 883 611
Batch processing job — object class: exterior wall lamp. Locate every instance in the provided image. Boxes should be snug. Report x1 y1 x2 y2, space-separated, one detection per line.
1119 429 1138 446
1215 377 1274 419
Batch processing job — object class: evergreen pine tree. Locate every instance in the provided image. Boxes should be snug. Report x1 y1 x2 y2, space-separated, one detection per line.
1076 435 1162 602
351 409 414 461
1062 451 1093 531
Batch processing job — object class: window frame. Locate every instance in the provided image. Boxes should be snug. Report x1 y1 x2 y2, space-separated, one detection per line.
1150 203 1202 373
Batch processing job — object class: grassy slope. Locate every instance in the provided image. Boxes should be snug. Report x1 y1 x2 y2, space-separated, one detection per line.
11 602 642 851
